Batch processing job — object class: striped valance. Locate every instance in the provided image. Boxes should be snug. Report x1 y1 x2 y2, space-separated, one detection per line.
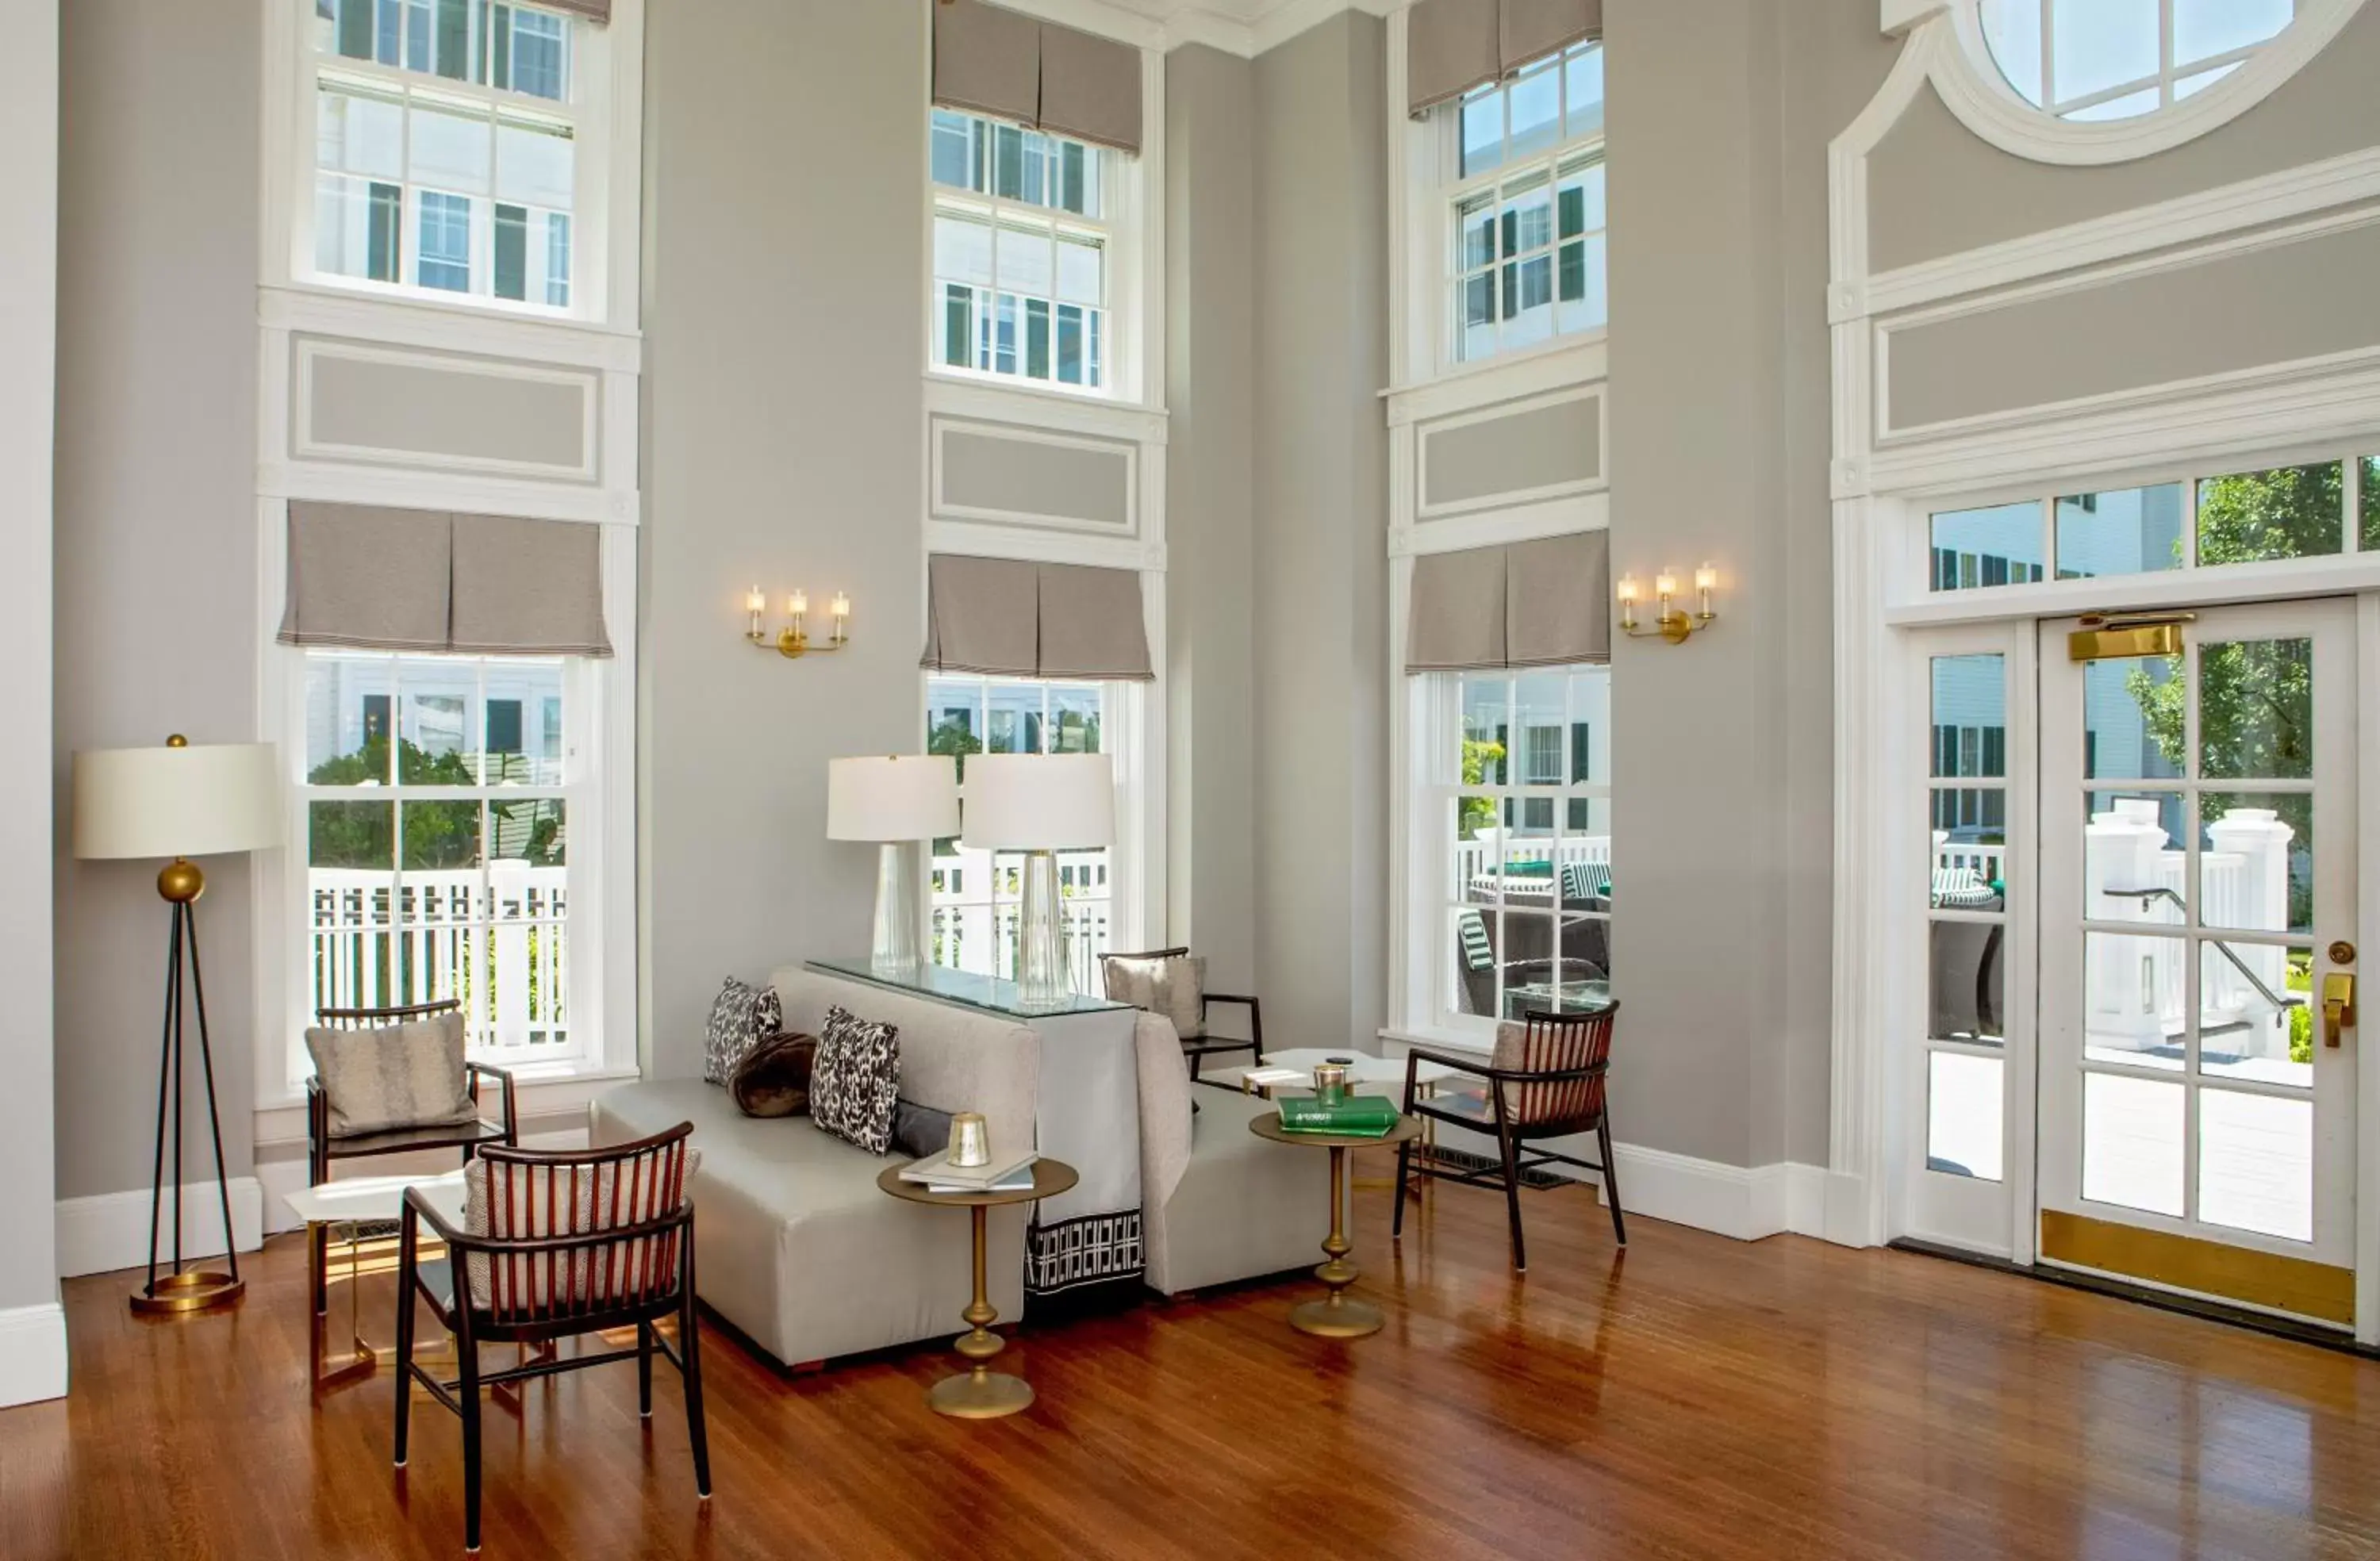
1405 531 1609 673
278 501 613 658
932 0 1145 155
920 554 1153 682
1408 0 1603 117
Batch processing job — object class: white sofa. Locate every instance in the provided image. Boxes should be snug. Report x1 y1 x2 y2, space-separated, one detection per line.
591 968 1038 1368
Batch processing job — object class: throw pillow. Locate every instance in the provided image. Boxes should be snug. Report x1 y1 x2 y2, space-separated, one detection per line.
730 1033 817 1118
305 1013 478 1139
892 1099 954 1159
703 977 783 1085
810 1006 900 1155
1102 952 1207 1041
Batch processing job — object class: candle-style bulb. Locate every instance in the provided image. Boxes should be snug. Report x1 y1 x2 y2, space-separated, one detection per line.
831 592 850 617
746 585 766 613
1615 574 1641 604
789 589 808 617
1694 563 1718 594
1654 570 1679 599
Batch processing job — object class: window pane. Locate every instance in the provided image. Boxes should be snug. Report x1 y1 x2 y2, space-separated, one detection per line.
1460 674 1512 786
403 800 483 871
1056 304 1084 385
2084 928 2186 1069
490 794 563 866
2198 1089 2313 1243
934 210 994 287
1048 687 1100 754
2202 794 2312 935
1556 161 1604 240
931 109 980 191
1017 131 1048 206
2175 0 2294 70
992 293 1018 375
1460 88 1503 178
2200 943 2313 1090
942 284 977 370
306 654 399 783
1977 0 2045 105
311 800 394 870
432 0 471 80
493 201 527 299
317 174 405 283
996 222 1055 297
2364 458 2380 551
1500 174 1553 258
1930 654 2006 778
1930 923 2006 1044
2197 639 2313 781
2056 483 2184 581
1056 233 1102 305
411 104 493 194
2052 0 2159 105
1556 235 1606 334
1507 62 1560 159
318 85 405 179
2083 654 2180 782
542 211 570 306
1928 501 2045 591
1928 1051 2004 1179
1024 298 1051 380
986 684 1040 754
992 124 1025 199
416 190 472 290
1458 194 1495 271
1564 44 1605 136
508 10 567 100
2082 1071 2186 1216
2197 463 2344 565
495 119 573 209
484 660 562 782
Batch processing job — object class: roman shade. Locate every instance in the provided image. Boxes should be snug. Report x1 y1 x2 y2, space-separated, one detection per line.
278 501 613 658
539 0 612 21
1407 0 1603 117
1405 531 1610 673
920 554 1154 681
931 0 1146 157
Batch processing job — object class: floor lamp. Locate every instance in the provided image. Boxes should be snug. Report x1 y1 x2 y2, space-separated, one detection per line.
961 754 1116 1013
72 736 282 1316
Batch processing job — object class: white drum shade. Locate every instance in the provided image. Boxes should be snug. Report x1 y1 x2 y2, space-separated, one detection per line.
73 741 282 861
961 753 1115 852
826 755 961 842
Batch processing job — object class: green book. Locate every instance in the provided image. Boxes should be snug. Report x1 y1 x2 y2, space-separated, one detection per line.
1276 1095 1402 1134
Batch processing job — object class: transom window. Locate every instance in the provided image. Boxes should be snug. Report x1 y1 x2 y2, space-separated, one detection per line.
925 675 1115 993
310 0 583 309
299 650 582 1059
1978 0 2297 121
931 110 1112 391
1446 43 1607 363
1435 665 1612 1027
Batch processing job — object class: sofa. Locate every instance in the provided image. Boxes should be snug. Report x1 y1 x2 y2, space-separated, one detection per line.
592 968 1038 1368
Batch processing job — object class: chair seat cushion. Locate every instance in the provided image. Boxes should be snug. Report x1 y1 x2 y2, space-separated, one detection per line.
305 1013 478 1138
324 1116 509 1160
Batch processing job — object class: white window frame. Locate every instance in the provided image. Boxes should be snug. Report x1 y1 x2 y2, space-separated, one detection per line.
266 0 644 328
1976 0 2301 122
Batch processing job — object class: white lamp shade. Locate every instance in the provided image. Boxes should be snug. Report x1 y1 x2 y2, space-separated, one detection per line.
826 754 961 842
960 753 1115 852
72 741 283 861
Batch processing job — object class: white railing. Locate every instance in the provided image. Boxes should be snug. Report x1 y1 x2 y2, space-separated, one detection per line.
928 850 1112 994
1932 838 2006 882
309 863 569 1049
1453 832 1612 895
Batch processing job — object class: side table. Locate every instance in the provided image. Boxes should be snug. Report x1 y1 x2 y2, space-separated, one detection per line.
877 1158 1081 1419
1246 1114 1422 1338
284 1171 465 1396
1246 1050 1454 1198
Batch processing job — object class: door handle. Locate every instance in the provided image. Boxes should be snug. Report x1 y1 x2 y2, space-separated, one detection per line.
2323 972 2357 1049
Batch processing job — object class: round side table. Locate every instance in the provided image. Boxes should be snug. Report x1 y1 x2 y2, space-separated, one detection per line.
1247 1114 1422 1338
877 1157 1080 1419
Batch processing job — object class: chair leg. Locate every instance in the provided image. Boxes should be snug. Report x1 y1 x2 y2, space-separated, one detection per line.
636 1321 654 1419
1498 1127 1528 1272
312 1224 329 1316
680 1296 712 1498
1598 1118 1628 1248
1392 1136 1414 1239
459 1332 484 1552
393 1245 415 1468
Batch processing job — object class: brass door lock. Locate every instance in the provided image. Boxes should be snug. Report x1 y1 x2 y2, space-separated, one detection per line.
2324 972 2357 1049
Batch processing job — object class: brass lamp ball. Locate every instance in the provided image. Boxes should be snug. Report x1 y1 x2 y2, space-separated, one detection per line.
157 858 206 904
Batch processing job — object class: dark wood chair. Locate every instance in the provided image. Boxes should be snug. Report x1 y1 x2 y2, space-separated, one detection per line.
306 999 519 1314
1393 1005 1624 1271
1099 946 1262 1087
395 1124 710 1553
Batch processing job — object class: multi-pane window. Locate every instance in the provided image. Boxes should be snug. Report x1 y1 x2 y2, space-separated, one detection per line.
1449 42 1606 362
931 110 1111 390
1440 664 1611 1025
1979 0 2296 121
1925 654 2008 1179
300 650 578 1057
925 675 1115 991
311 0 580 309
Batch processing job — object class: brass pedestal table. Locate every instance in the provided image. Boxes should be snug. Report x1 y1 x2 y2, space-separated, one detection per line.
1248 1114 1422 1338
877 1158 1080 1419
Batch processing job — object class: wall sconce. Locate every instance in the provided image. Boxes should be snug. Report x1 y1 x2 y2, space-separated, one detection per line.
1617 562 1720 645
746 584 850 659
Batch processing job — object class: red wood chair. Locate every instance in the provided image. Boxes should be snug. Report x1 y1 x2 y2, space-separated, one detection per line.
1392 1006 1623 1271
395 1123 709 1553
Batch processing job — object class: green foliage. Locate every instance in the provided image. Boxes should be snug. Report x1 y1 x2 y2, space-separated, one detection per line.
305 736 562 869
2194 463 2342 565
1459 737 1507 840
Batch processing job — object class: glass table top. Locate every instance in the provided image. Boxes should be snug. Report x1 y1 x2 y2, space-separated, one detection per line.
807 958 1134 1021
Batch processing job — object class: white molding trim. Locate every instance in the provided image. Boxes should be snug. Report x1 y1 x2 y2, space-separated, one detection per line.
1414 382 1605 521
259 284 642 370
1383 337 1607 427
1393 492 1606 558
1411 1122 1830 1241
0 1303 67 1409
56 1178 266 1280
1918 1 2370 168
929 416 1142 539
290 336 603 485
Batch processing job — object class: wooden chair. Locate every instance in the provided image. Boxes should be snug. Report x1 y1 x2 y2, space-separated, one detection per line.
395 1124 710 1554
1100 946 1262 1087
305 999 519 1314
1392 1005 1624 1271
1453 911 1604 1021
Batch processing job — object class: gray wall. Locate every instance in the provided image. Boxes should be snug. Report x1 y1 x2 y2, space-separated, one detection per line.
639 0 928 1077
1251 13 1391 1057
1164 44 1259 988
52 0 263 1201
1 0 60 1314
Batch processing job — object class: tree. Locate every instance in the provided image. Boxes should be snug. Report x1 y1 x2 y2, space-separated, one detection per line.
305 736 562 869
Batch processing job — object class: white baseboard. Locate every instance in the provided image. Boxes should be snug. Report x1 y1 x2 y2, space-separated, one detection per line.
56 1178 265 1280
0 1301 68 1408
255 1126 590 1235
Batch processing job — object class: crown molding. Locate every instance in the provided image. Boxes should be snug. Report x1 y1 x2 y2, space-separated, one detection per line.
985 0 1403 59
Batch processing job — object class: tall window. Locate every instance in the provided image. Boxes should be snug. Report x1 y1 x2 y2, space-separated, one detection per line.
300 650 584 1059
310 0 582 309
931 110 1113 391
1448 42 1606 363
1979 0 2297 121
925 675 1115 991
1438 664 1612 1026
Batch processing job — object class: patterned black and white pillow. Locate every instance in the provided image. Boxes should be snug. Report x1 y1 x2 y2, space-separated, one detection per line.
703 978 783 1086
809 1005 901 1155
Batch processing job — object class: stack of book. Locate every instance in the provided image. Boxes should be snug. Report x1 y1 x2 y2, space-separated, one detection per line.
1275 1095 1403 1138
900 1146 1039 1195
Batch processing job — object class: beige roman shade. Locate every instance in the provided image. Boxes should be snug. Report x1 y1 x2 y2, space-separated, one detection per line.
539 0 612 21
921 554 1154 681
1405 531 1609 673
1407 0 1603 117
278 501 613 658
931 0 1146 156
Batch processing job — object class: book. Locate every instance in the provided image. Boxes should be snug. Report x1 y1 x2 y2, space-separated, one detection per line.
899 1145 1038 1190
1274 1118 1398 1139
1242 1066 1311 1090
925 1165 1038 1195
1276 1095 1403 1134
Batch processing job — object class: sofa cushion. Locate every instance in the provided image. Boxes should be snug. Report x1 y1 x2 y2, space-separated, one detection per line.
892 1099 954 1159
730 1032 816 1118
305 1013 477 1139
703 977 782 1085
811 1006 900 1155
770 968 1038 1153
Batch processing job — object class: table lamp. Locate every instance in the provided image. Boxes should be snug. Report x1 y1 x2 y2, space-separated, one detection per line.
72 735 282 1315
961 754 1115 1012
827 754 961 979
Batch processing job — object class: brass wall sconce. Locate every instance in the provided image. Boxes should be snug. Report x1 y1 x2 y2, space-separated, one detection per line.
1616 563 1719 645
746 585 851 659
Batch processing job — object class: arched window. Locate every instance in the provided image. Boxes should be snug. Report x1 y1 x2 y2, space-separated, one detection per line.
1978 0 2297 121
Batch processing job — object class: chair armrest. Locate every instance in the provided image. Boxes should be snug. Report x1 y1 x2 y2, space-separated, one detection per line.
403 1183 470 1247
1405 1045 1498 1080
1202 991 1263 1049
465 1060 520 1142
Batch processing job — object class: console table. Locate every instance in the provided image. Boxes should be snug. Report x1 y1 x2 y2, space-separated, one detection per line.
808 960 1144 1306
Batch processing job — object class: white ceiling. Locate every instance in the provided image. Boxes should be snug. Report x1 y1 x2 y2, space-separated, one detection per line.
1004 0 1399 59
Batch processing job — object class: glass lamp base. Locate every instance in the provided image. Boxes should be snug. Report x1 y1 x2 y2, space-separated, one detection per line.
869 841 926 980
1013 850 1071 1012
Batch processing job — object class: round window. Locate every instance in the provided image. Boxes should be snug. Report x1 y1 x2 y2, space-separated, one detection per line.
1977 0 2297 121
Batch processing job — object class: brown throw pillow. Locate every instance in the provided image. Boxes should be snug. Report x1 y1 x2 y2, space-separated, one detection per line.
731 1033 817 1118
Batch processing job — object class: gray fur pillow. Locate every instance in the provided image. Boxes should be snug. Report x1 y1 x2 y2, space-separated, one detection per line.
704 978 782 1085
810 1006 900 1155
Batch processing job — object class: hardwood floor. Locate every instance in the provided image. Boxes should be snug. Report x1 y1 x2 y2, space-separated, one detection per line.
9 1162 2380 1559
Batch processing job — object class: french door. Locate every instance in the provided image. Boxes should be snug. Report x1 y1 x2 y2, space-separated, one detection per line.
2037 600 2360 1329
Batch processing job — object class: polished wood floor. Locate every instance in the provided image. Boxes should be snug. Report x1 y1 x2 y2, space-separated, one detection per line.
9 1161 2380 1559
